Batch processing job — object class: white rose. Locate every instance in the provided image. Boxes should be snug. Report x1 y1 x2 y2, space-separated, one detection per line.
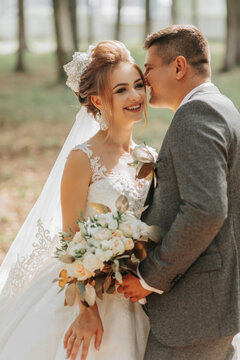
86 224 99 236
134 220 149 238
95 214 107 227
82 252 104 272
104 213 118 230
119 223 134 238
100 240 111 250
72 232 84 244
123 238 134 251
95 248 113 262
109 237 125 256
120 218 148 239
78 222 87 236
93 228 112 241
132 144 157 163
111 229 124 238
69 243 87 257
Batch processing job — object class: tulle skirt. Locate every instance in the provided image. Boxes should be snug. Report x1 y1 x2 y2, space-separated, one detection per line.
0 260 150 360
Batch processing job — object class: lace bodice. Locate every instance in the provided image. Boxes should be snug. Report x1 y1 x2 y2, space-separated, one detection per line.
72 142 151 217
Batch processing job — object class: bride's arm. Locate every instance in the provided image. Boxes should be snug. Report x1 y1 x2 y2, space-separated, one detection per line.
61 149 104 360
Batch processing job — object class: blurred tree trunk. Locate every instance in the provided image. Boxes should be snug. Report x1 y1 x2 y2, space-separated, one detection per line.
15 0 26 72
222 0 238 71
171 0 177 24
191 0 198 27
236 0 240 64
145 0 150 37
69 0 78 51
87 0 93 44
53 0 75 81
115 0 122 40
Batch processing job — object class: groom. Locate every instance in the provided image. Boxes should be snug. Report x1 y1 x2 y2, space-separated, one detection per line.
118 25 240 359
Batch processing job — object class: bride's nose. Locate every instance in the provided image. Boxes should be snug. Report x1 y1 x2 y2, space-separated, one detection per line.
128 88 141 101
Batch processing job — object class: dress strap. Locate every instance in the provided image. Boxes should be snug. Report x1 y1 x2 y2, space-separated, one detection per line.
72 142 107 183
72 142 93 158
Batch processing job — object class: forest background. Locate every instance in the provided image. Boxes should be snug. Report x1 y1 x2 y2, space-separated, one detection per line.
0 0 240 263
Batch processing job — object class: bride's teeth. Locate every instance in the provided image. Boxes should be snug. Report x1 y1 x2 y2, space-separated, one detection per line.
126 104 141 110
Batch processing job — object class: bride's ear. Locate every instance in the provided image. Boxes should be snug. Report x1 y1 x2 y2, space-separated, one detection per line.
91 95 103 111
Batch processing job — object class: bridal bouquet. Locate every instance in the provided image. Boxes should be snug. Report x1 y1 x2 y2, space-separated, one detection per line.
54 195 161 307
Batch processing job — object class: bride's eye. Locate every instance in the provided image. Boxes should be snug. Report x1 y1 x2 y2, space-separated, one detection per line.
135 83 144 89
116 87 126 94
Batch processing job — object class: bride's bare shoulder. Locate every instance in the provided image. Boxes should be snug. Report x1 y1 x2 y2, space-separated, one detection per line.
63 143 92 180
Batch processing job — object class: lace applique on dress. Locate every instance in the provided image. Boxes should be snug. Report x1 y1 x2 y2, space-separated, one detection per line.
72 142 107 183
1 219 58 300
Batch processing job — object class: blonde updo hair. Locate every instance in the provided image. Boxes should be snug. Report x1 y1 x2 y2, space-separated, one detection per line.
78 40 147 127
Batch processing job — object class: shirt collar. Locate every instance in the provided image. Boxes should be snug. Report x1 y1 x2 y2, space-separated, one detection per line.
178 82 215 109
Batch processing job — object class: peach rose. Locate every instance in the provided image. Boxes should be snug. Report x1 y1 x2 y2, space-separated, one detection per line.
73 260 93 280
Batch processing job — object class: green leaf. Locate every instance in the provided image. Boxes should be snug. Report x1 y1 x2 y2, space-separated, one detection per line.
78 211 85 220
52 278 60 283
59 254 75 264
57 286 65 294
68 226 74 234
106 284 115 294
112 259 119 273
77 281 85 295
115 271 122 284
65 283 76 306
85 284 96 306
81 300 90 308
59 231 72 238
115 255 130 260
103 275 112 292
95 276 105 293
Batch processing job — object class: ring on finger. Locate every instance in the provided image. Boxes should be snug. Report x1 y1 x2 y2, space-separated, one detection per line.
70 334 76 340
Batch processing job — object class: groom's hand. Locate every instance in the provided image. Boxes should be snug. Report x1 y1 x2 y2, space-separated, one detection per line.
117 273 152 302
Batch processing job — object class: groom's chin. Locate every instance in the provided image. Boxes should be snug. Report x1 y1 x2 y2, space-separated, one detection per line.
149 98 162 108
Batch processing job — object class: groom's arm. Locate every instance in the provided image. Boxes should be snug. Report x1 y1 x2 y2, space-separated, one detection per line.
139 100 230 293
137 266 164 294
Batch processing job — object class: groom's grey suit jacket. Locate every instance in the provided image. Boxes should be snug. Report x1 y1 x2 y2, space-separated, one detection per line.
140 85 240 347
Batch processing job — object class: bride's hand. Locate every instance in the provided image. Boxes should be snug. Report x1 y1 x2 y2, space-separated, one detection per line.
64 303 104 360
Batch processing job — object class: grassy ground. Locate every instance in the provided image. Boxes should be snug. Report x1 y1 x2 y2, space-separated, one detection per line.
0 42 239 262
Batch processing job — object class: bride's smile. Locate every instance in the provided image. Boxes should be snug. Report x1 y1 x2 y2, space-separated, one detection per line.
110 62 146 127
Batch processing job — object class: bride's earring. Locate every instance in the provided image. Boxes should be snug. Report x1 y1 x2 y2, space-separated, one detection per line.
96 111 108 131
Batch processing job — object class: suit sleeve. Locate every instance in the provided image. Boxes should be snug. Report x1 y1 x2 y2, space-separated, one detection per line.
139 100 231 292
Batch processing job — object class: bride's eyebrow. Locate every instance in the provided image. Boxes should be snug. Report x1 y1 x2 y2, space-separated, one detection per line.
112 78 142 90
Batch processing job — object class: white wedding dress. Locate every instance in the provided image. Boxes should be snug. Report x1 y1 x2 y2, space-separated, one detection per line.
0 141 150 360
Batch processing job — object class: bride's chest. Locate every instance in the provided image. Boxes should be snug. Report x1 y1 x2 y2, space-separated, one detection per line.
72 142 151 216
85 168 150 217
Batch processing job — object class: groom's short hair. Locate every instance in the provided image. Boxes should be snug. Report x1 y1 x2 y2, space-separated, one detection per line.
145 25 210 76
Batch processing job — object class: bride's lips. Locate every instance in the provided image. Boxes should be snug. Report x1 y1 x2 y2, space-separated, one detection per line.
124 102 143 112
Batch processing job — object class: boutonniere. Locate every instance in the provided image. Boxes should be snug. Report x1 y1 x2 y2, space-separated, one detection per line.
129 143 158 188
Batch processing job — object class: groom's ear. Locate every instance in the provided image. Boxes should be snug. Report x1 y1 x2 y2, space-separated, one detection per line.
174 56 187 80
91 95 103 111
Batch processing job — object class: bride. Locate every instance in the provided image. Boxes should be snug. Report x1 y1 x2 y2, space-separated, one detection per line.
0 40 151 360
